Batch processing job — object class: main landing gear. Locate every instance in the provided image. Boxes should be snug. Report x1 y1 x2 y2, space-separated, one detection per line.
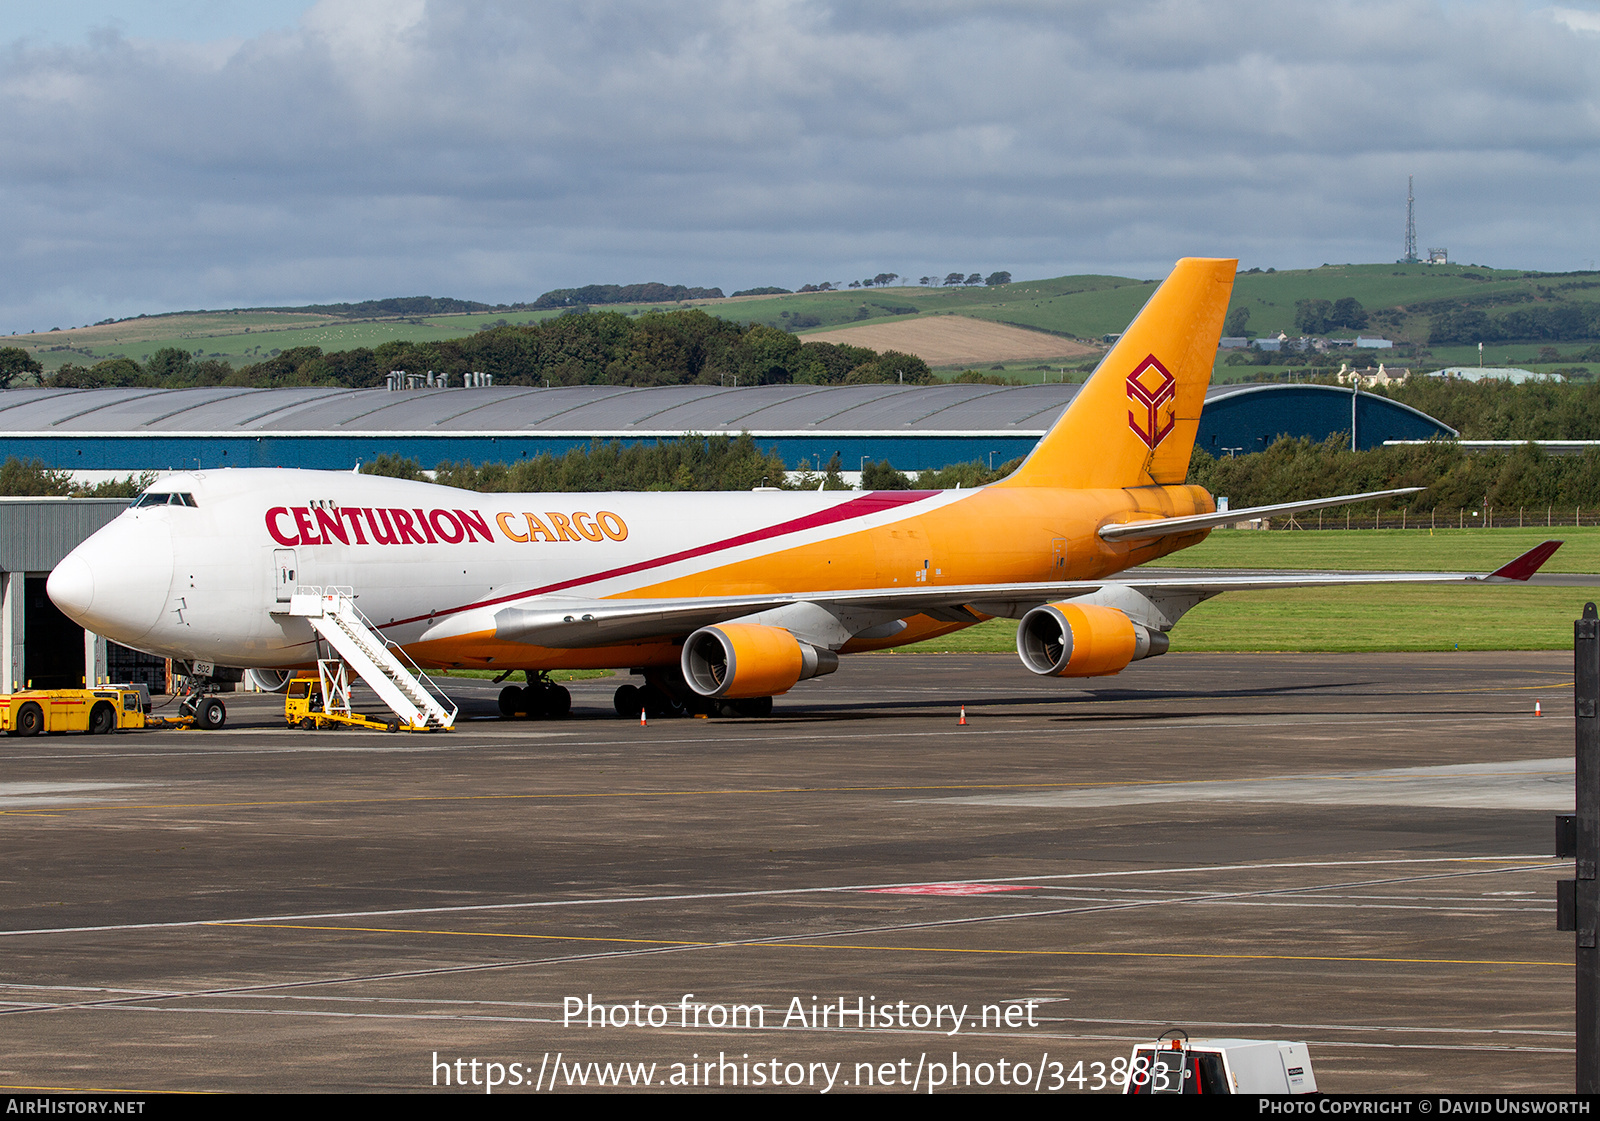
613 669 773 719
497 671 572 720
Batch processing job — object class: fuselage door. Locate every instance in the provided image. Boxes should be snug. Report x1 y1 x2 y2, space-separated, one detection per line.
274 549 298 604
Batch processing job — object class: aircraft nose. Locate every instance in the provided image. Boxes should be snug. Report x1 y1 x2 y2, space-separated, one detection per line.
49 514 175 644
46 555 95 616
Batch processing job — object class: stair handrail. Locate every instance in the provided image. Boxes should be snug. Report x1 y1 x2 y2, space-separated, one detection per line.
299 586 458 727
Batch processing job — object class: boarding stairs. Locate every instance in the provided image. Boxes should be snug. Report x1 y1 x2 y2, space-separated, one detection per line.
284 587 457 730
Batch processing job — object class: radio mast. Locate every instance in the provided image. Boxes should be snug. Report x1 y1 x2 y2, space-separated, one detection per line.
1401 175 1419 264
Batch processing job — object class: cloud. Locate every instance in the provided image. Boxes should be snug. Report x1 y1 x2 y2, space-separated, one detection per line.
3 0 1599 330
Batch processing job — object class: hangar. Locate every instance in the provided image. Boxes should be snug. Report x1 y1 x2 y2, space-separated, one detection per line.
0 382 1455 476
0 498 167 693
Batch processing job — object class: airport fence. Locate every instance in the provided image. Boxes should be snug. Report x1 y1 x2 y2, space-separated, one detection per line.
1255 506 1600 531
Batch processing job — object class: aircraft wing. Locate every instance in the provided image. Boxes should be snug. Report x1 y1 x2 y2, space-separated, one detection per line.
418 540 1588 650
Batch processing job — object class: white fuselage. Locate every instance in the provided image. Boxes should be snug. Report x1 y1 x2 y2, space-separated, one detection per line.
48 468 972 669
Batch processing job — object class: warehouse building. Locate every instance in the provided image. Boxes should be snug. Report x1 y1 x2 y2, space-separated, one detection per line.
0 498 166 693
0 382 1455 477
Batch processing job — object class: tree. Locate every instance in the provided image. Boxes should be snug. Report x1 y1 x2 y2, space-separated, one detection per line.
1224 305 1251 337
144 346 196 384
984 271 1011 286
943 273 965 286
0 457 74 495
0 346 43 388
1294 298 1333 335
919 276 932 286
734 324 802 384
861 459 912 489
46 357 147 388
873 273 899 287
360 454 426 480
964 273 982 286
1331 297 1369 330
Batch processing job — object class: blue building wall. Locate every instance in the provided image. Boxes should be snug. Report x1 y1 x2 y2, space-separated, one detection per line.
0 434 1044 474
1195 386 1449 454
1 386 1452 473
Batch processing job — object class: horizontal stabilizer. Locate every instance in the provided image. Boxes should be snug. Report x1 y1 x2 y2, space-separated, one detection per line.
1487 540 1562 581
1098 487 1424 542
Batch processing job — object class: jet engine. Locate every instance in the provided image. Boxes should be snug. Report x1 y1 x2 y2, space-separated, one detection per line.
244 668 293 692
681 623 839 699
1015 602 1169 678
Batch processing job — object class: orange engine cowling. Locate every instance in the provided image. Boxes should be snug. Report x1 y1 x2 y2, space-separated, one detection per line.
682 623 839 699
1015 602 1169 678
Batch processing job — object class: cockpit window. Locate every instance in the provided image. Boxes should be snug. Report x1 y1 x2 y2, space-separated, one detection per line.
131 492 197 508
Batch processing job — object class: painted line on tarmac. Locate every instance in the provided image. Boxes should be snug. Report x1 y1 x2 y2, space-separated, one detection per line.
6 868 1566 1021
5 863 1563 1022
0 855 1560 940
35 1004 1574 1054
1059 1013 1572 1039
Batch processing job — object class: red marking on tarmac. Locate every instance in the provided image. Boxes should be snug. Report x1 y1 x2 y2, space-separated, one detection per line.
866 883 1039 896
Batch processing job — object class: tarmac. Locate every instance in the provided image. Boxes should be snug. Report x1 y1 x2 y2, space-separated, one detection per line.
0 651 1582 1094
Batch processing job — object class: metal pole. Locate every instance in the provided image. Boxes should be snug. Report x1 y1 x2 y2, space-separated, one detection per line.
1351 382 1358 451
1576 603 1600 1091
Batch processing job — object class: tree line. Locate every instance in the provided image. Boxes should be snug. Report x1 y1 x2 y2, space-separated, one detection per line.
1428 302 1600 345
1377 376 1600 438
41 310 933 390
531 283 724 309
359 440 1025 494
5 434 1598 511
1191 437 1600 512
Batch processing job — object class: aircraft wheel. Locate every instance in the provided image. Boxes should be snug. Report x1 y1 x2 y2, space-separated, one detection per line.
16 702 43 737
89 702 117 735
640 685 684 719
543 685 572 719
498 685 525 717
195 699 226 730
613 683 641 718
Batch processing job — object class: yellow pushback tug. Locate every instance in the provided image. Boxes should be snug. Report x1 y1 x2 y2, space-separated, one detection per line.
1 685 201 735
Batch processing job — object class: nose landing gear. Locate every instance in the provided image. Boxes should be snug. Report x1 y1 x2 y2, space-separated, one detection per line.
175 669 228 730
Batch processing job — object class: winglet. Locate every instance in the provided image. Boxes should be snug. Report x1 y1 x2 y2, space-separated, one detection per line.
1489 540 1563 581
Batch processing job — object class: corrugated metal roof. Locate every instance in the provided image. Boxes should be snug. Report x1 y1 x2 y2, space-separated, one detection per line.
0 384 1095 434
0 382 1444 437
0 498 129 572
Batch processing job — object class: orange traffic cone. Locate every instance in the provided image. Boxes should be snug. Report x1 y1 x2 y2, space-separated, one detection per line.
1535 702 1542 717
958 705 967 725
640 708 648 726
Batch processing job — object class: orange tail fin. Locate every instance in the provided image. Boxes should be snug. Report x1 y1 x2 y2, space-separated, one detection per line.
998 257 1236 489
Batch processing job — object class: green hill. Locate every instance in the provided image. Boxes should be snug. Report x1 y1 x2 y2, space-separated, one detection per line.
10 261 1599 380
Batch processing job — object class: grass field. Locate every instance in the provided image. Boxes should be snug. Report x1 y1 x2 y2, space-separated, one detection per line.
908 527 1600 654
12 261 1597 378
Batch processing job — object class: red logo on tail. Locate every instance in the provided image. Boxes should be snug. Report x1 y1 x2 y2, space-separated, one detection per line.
1126 355 1176 449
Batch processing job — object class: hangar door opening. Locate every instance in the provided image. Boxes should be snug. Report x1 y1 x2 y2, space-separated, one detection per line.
23 575 84 689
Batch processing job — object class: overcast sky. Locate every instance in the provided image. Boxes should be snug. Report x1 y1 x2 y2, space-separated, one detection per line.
3 0 1598 333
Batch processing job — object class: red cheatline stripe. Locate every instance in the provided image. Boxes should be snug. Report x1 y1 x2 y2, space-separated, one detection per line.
390 490 940 630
